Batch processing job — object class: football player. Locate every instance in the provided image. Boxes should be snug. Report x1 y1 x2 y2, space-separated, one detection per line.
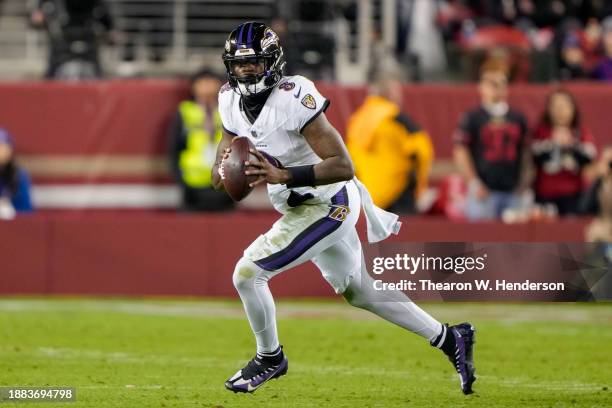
211 22 476 395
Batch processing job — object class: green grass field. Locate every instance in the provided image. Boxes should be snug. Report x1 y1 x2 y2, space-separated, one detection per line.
0 298 610 408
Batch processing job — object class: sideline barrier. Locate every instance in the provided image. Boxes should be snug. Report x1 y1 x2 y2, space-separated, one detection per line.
0 212 590 297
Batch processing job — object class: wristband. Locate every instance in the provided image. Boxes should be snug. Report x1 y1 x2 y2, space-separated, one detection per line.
286 165 315 188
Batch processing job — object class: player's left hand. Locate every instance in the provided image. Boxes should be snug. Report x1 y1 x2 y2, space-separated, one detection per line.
245 149 290 187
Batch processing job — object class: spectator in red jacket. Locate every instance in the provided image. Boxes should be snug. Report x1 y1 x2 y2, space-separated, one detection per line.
531 88 597 215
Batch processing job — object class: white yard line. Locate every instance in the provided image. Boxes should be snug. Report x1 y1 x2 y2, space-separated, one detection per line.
480 374 609 392
35 347 224 366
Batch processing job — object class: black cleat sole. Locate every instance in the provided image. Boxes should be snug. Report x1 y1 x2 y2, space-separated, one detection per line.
462 323 477 395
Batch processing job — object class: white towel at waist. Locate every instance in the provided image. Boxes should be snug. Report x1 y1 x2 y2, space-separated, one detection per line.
353 177 402 243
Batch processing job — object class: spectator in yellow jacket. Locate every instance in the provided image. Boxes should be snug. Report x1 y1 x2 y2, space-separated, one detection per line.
347 78 434 213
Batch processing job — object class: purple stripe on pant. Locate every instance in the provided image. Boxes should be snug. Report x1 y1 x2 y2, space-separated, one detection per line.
254 186 348 271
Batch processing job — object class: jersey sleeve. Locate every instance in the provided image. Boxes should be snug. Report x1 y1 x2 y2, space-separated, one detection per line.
291 77 330 134
453 112 473 146
218 83 238 136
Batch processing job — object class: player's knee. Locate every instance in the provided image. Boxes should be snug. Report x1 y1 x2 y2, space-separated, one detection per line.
348 297 369 310
342 288 369 310
232 258 261 291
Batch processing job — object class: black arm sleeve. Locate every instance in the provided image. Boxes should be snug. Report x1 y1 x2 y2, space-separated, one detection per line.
532 150 552 166
568 146 594 167
453 112 473 145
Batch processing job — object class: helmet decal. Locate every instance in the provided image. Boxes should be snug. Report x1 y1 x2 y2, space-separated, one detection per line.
261 28 279 50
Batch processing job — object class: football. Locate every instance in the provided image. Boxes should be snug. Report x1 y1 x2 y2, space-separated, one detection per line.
221 136 260 201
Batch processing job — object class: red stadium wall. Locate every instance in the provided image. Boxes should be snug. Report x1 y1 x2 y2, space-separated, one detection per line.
0 213 590 297
0 80 611 185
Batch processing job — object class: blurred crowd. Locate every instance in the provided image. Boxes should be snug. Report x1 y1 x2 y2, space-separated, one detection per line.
348 60 611 232
435 0 612 81
447 60 606 224
21 0 612 82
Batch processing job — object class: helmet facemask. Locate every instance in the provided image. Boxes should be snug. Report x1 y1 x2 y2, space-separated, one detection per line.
224 52 284 97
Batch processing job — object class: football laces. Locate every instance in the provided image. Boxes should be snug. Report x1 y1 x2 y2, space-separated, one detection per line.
219 158 226 180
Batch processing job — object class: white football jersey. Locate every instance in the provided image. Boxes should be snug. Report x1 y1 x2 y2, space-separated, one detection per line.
218 75 346 213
